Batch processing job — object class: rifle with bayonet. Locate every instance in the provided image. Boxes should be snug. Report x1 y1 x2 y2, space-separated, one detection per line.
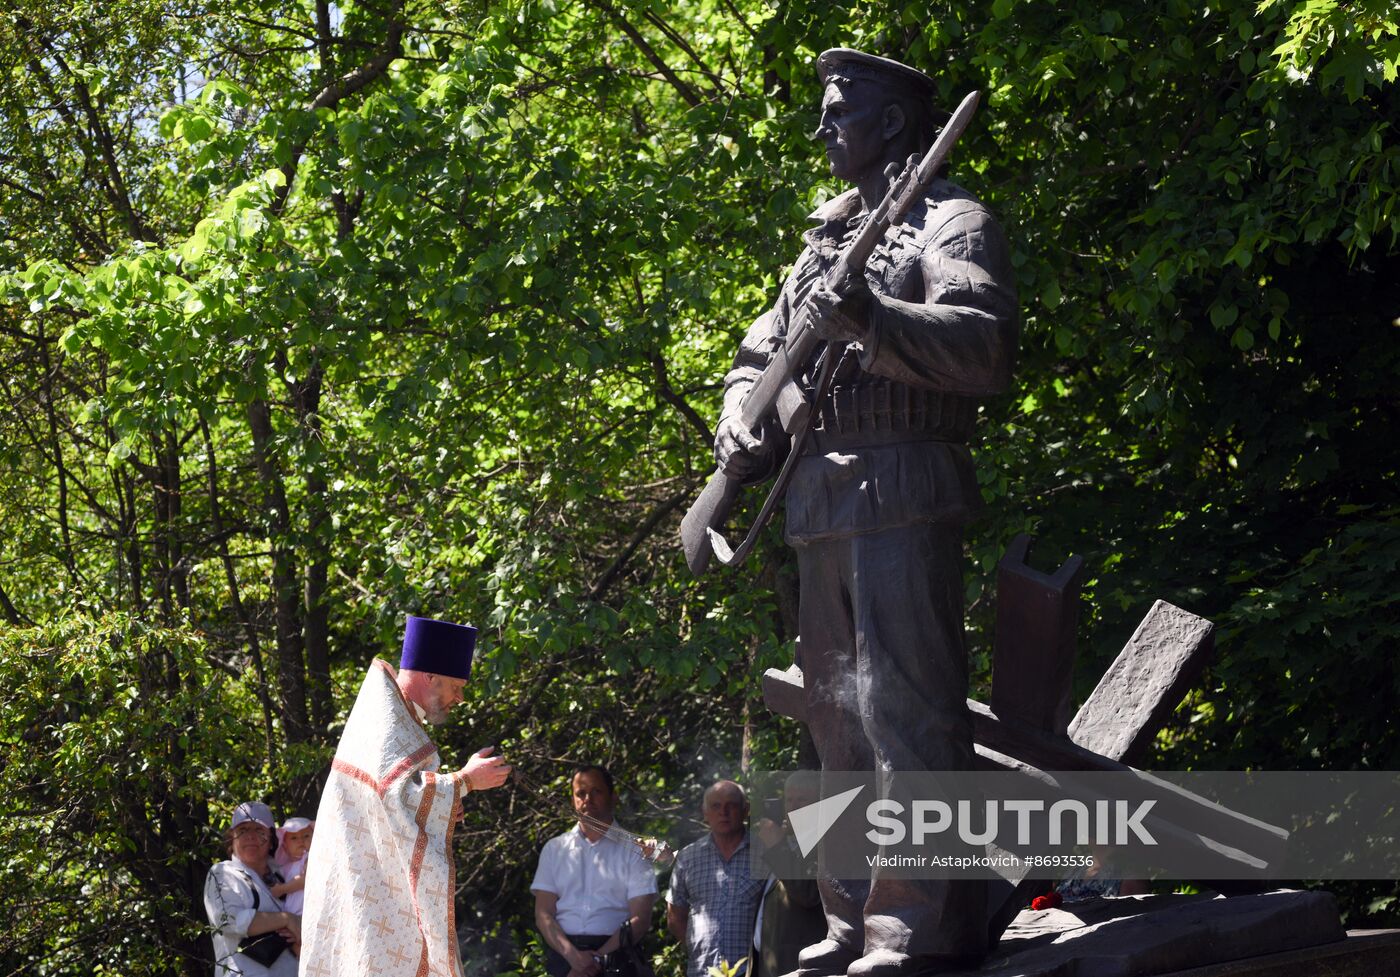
679 89 983 576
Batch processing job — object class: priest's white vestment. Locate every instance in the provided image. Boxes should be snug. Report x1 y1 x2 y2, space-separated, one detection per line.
300 659 466 977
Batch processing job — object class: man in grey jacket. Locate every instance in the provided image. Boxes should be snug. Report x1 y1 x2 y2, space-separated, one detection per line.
713 49 1018 976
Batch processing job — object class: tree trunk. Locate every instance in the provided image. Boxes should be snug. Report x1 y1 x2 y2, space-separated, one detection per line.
247 397 310 742
166 425 191 613
120 466 145 613
296 360 333 737
150 430 174 622
201 416 279 764
36 320 78 582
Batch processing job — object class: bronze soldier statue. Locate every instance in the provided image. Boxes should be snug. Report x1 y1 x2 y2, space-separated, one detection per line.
711 50 1018 976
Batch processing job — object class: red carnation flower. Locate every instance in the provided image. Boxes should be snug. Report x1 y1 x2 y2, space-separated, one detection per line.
1030 892 1063 911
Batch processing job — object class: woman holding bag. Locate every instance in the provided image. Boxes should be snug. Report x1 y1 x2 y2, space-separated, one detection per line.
203 801 301 977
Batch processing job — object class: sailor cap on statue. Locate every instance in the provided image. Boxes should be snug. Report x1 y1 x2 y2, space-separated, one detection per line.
817 48 938 98
400 614 477 679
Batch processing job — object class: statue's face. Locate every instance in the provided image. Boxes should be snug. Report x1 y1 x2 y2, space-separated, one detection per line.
817 79 889 183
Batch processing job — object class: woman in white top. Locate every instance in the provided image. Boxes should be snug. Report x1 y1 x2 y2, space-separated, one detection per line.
203 801 301 977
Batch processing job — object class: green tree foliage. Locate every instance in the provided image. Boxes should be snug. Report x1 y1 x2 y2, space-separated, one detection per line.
1 0 1396 972
0 614 257 976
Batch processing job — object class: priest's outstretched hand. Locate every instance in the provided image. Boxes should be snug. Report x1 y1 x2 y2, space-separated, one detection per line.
462 746 512 791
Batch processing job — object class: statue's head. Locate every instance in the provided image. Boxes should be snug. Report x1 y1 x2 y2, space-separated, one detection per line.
814 49 946 184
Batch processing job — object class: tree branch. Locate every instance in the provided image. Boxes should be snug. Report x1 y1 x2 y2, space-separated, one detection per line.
588 0 701 108
650 353 713 446
717 0 761 44
639 9 727 97
0 173 48 205
270 1 407 216
0 577 28 625
586 491 688 601
21 21 148 240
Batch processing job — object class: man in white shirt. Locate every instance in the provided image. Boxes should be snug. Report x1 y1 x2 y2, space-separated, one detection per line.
532 765 659 977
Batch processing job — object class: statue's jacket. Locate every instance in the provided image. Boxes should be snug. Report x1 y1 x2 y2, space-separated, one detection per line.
722 180 1019 544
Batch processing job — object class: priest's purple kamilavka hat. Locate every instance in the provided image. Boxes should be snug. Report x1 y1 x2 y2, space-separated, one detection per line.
400 615 477 679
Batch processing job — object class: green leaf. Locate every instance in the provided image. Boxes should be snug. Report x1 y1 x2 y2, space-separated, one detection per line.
158 107 182 140
201 77 253 108
1210 302 1239 329
178 115 214 145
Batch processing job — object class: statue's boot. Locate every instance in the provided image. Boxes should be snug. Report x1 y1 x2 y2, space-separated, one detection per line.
846 948 984 976
785 938 860 977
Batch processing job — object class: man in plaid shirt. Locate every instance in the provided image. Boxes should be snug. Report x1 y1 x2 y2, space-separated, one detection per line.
667 781 766 977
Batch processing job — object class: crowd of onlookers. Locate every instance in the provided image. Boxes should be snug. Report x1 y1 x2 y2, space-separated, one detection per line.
202 607 1137 977
206 766 1145 977
204 768 821 977
532 767 825 977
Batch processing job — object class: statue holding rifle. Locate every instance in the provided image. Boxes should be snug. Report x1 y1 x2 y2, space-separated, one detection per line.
684 50 1018 976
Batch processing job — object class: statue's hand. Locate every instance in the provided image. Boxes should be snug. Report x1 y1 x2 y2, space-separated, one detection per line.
808 280 872 343
715 415 772 478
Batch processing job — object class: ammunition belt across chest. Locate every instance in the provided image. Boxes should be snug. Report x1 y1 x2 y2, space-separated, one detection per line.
809 379 977 451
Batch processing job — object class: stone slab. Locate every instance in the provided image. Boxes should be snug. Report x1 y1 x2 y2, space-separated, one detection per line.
763 666 1285 870
1155 929 1400 977
953 889 1345 977
992 534 1085 736
1069 601 1215 766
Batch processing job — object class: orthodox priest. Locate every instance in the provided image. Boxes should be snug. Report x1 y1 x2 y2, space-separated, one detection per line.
712 50 1018 976
299 615 512 977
